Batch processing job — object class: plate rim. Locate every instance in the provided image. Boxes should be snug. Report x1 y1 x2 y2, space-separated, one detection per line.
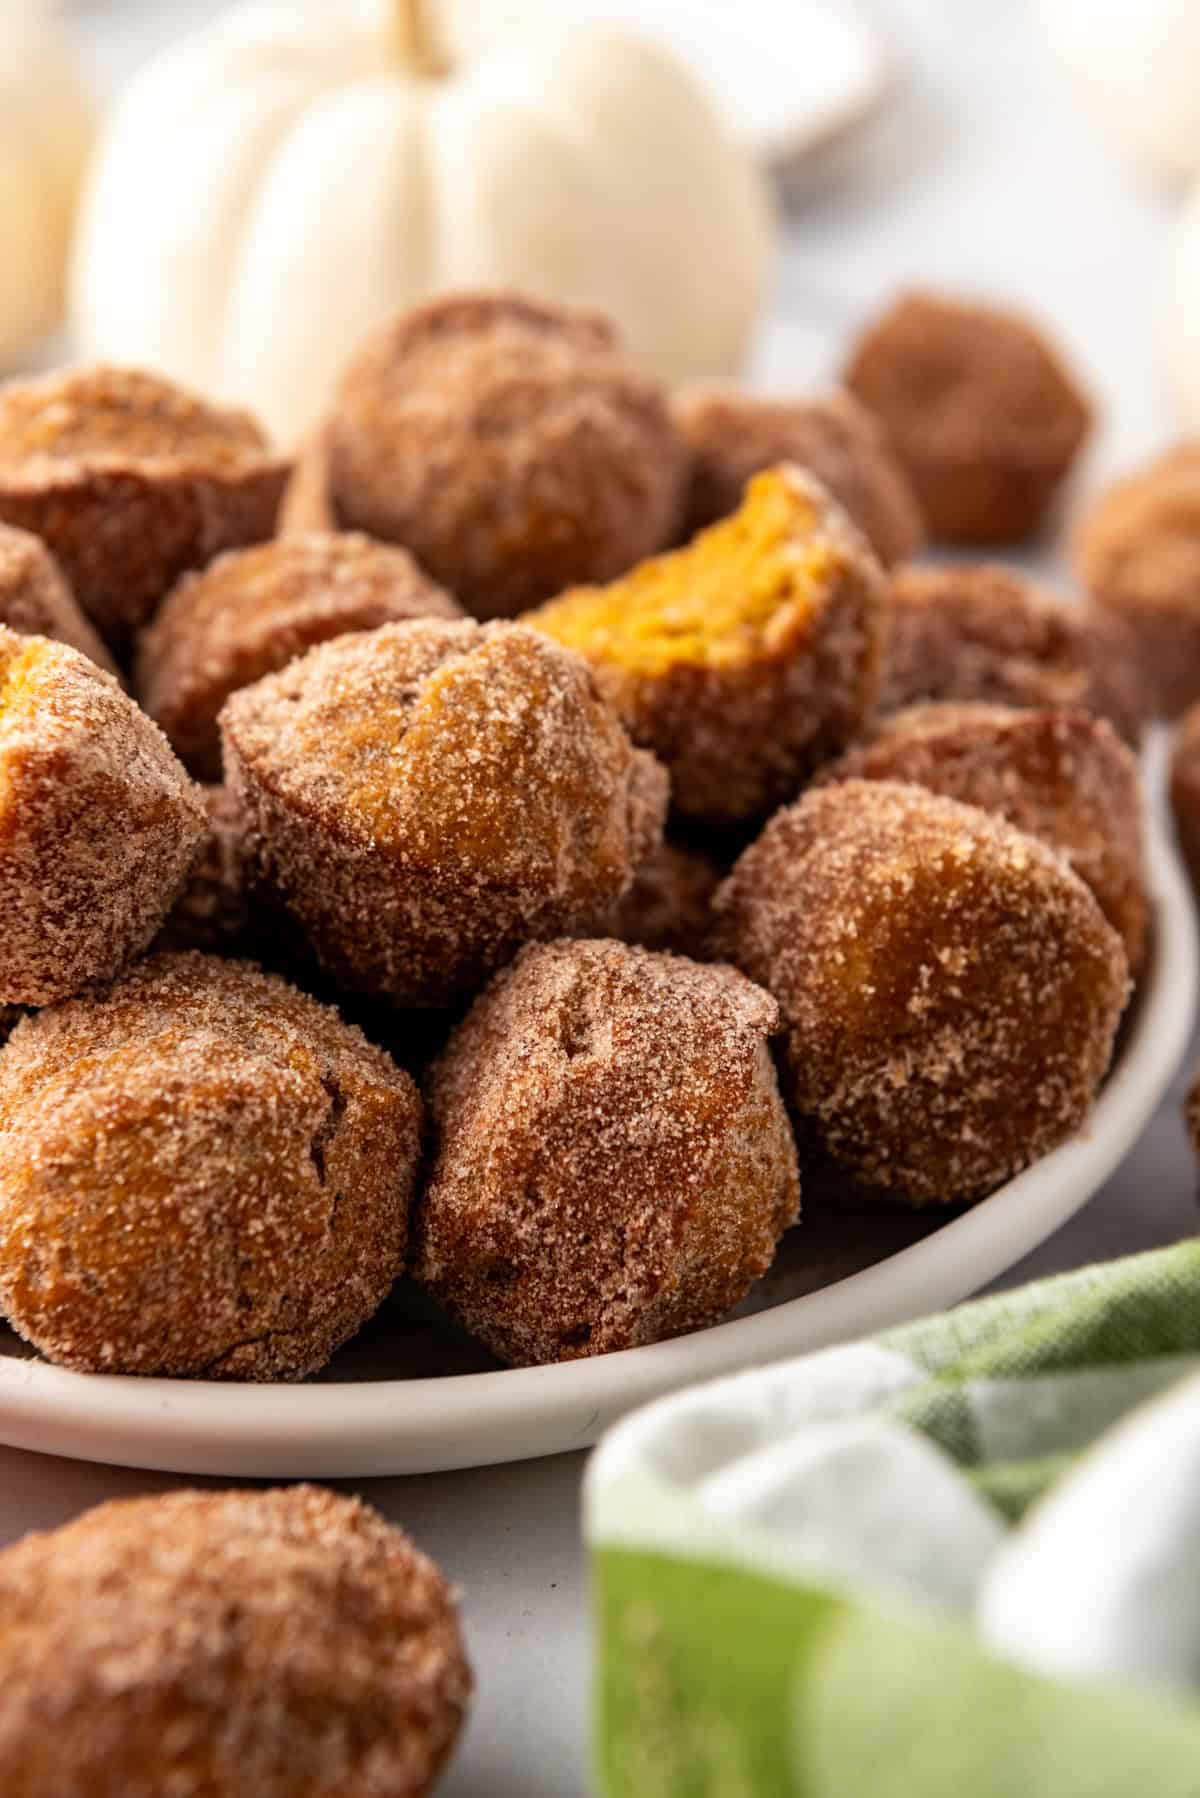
0 780 1195 1479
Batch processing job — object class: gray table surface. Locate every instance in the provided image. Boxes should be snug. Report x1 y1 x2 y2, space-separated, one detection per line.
6 3 1199 1793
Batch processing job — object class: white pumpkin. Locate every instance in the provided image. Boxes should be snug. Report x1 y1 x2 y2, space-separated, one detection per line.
1032 0 1200 185
71 0 775 446
0 2 91 365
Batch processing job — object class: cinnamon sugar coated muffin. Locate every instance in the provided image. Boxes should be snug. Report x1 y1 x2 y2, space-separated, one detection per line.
820 703 1147 975
0 366 288 652
613 839 723 959
845 291 1092 543
880 562 1144 744
0 628 206 1005
0 953 422 1377
1076 444 1200 717
413 939 799 1366
712 781 1129 1205
137 533 461 780
531 466 885 825
674 382 925 565
0 1486 471 1798
223 619 667 1008
0 522 118 675
1169 701 1200 896
155 785 254 957
324 293 687 619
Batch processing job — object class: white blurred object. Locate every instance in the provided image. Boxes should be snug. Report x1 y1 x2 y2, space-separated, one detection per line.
459 0 894 174
1161 185 1200 429
0 2 92 368
979 1370 1200 1695
70 0 775 445
1032 0 1200 185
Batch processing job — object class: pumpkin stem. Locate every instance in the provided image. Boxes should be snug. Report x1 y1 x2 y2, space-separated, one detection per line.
393 0 451 78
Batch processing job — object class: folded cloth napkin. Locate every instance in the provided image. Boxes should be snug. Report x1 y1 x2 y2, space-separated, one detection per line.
586 1239 1200 1796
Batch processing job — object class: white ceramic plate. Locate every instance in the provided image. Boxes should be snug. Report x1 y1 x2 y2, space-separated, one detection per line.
0 769 1194 1479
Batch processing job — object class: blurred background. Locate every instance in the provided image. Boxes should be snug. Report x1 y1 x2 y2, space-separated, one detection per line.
12 0 1195 496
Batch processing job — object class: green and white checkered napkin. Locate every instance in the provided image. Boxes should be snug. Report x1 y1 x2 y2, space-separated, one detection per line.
586 1240 1200 1796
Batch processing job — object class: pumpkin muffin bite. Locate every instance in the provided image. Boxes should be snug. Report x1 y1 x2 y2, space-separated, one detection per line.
222 618 667 1009
880 561 1144 743
0 521 118 675
612 838 724 959
1076 443 1200 717
323 293 687 619
0 366 288 652
137 532 461 780
0 627 206 1005
531 465 885 826
0 1486 471 1798
0 952 422 1379
712 780 1129 1207
413 938 799 1367
674 382 925 565
819 703 1148 976
845 290 1092 543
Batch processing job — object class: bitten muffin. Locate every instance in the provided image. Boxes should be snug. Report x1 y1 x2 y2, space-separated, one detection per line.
712 780 1129 1206
323 293 687 619
222 619 667 1008
0 628 206 1005
674 382 925 565
137 533 461 780
879 561 1144 745
0 1486 471 1798
0 953 423 1379
819 702 1148 975
1076 443 1200 718
531 465 885 826
0 522 118 675
612 839 724 959
1169 699 1200 896
845 291 1092 543
0 366 288 652
413 938 799 1366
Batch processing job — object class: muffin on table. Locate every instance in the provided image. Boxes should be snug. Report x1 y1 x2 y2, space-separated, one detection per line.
674 381 924 566
845 290 1092 544
0 1486 471 1798
531 465 885 827
0 953 423 1379
0 366 288 655
0 521 118 676
413 938 799 1366
315 292 687 620
137 532 461 780
1075 442 1200 718
819 702 1148 976
712 780 1129 1207
222 618 667 1009
0 627 206 1006
879 561 1144 745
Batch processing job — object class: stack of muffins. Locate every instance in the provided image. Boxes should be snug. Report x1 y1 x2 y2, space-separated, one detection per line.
0 287 1162 1388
